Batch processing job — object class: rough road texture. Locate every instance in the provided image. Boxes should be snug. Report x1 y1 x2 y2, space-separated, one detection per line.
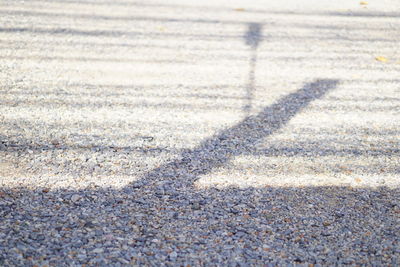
1 0 400 265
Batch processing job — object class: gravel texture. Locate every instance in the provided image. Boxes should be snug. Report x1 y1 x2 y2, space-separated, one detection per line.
1 0 400 265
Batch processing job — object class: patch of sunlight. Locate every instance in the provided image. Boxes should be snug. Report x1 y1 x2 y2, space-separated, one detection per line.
195 155 400 189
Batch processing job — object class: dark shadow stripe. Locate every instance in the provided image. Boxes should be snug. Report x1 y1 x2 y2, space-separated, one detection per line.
135 79 339 188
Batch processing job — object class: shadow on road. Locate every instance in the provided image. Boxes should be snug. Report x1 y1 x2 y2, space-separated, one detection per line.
1 3 400 265
2 79 399 265
243 23 262 115
137 79 338 189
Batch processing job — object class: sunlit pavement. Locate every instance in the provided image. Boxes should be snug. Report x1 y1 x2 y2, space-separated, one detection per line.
0 0 399 265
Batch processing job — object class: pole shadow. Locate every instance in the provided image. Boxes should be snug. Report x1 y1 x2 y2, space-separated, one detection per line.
243 23 262 115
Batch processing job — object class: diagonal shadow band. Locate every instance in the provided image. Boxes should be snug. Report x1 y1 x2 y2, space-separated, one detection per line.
132 79 339 189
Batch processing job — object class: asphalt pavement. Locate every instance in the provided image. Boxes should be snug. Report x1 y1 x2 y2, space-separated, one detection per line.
0 0 399 265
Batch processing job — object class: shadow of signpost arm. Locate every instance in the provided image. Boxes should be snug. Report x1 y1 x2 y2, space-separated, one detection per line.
133 79 339 189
